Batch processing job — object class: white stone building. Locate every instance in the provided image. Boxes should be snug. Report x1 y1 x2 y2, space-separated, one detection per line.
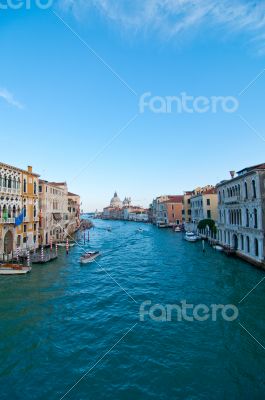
39 181 69 245
217 164 265 267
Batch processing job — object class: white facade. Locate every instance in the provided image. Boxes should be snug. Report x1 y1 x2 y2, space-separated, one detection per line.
217 165 265 266
39 181 69 245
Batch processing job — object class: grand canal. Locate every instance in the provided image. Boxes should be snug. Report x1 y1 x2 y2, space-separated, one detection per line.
0 219 265 399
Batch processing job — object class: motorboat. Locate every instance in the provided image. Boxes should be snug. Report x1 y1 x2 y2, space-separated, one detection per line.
0 264 31 275
80 251 100 264
174 226 181 232
213 245 224 252
184 232 198 242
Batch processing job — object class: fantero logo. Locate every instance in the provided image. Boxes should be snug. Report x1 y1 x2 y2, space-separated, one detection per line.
0 0 53 9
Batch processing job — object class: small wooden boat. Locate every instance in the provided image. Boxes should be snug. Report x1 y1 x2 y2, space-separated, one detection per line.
31 253 58 264
0 264 31 275
174 226 181 232
80 251 100 264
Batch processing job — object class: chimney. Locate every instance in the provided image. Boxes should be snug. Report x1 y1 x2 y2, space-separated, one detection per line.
230 171 235 179
28 166 33 173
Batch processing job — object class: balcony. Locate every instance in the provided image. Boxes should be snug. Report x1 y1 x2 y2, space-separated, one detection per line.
0 187 21 196
0 218 15 224
224 196 241 205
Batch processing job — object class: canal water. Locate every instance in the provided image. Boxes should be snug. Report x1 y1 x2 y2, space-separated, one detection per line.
0 219 265 399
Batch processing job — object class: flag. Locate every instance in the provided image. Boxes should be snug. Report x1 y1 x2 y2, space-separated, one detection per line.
15 210 25 227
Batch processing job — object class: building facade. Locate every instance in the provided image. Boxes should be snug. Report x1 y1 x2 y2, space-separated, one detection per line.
68 192 81 235
151 195 183 227
189 187 218 230
217 164 265 266
0 163 39 259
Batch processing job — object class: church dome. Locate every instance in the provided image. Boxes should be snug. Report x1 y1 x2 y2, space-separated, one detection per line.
110 191 122 208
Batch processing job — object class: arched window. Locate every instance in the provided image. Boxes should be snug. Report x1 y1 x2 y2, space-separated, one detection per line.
218 191 221 204
8 177 11 189
232 187 235 196
24 205 27 217
246 209 249 227
3 176 7 187
238 185 241 196
239 209 242 226
17 178 20 191
223 189 225 198
219 210 222 222
241 234 244 250
252 180 257 199
254 208 258 229
255 238 259 257
0 174 2 187
8 205 11 218
13 205 16 218
34 205 36 218
246 236 250 253
23 179 27 193
244 182 248 199
34 181 37 195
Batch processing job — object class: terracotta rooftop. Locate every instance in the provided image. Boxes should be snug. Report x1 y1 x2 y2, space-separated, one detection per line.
68 192 80 197
163 195 184 203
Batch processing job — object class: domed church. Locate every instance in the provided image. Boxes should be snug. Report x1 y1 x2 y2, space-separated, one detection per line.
110 191 123 208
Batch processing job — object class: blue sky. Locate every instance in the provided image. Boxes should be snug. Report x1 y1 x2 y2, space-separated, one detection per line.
1 0 265 211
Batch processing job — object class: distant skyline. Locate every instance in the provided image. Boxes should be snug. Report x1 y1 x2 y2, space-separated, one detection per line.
1 1 265 211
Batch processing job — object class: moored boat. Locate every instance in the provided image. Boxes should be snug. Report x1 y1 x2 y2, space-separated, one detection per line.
57 241 75 248
213 245 224 252
0 264 31 275
174 226 181 232
184 232 198 242
80 251 100 264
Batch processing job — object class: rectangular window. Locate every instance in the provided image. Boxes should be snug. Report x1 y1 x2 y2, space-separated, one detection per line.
23 225 27 233
207 210 211 219
207 199 210 206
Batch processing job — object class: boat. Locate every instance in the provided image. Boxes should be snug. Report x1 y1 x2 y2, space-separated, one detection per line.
0 264 31 275
213 245 223 252
174 226 181 232
57 241 75 248
31 253 58 264
107 227 112 232
136 228 143 232
184 232 198 242
80 251 100 264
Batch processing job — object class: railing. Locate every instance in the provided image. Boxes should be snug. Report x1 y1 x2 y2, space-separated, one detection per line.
0 218 15 224
0 187 21 195
224 196 241 204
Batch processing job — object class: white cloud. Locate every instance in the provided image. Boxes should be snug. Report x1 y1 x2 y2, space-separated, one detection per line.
58 0 265 51
0 88 24 109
